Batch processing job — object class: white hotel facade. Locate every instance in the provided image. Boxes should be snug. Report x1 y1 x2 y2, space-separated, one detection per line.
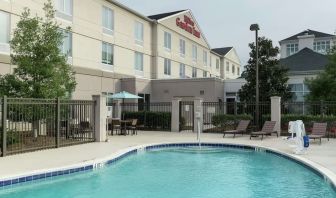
0 0 241 102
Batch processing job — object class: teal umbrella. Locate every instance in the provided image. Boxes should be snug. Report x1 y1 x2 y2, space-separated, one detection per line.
109 91 143 119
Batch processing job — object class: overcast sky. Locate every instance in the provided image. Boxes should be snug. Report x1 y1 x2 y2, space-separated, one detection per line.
116 0 336 65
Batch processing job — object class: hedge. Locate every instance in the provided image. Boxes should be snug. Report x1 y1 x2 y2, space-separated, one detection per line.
123 111 171 130
212 114 253 128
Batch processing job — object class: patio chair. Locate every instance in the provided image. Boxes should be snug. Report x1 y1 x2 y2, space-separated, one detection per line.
250 121 277 140
223 120 250 138
308 122 327 144
111 119 121 135
127 119 138 135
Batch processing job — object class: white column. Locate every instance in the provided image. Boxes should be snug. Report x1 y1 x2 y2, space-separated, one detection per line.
92 95 107 142
193 98 203 133
271 96 281 136
171 98 181 132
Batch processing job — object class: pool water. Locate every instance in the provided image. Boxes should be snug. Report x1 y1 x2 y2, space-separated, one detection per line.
0 147 335 198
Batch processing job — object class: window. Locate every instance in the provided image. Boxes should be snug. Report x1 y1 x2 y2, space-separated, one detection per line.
60 31 72 57
164 58 171 76
226 62 230 72
56 0 72 16
289 84 310 102
102 6 114 34
192 67 197 78
210 56 212 67
179 63 185 78
232 65 235 74
203 50 207 66
179 39 185 56
102 42 113 65
0 11 10 45
203 71 207 77
164 32 171 50
192 44 197 61
286 43 298 56
313 41 331 54
134 21 144 45
134 52 143 71
237 67 240 75
216 59 220 70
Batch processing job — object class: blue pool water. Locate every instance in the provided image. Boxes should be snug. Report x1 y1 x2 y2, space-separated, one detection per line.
0 147 335 198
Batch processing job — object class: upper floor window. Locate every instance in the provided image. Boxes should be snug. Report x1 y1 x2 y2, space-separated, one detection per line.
164 58 171 76
226 61 230 72
216 59 220 70
134 52 143 71
192 67 197 78
203 71 207 78
179 63 185 78
203 50 207 66
102 6 114 34
55 0 72 20
60 31 72 57
0 11 10 44
179 39 185 57
192 44 197 61
286 43 298 56
164 32 171 51
134 21 144 46
232 65 235 74
102 42 113 65
237 67 240 75
313 41 331 54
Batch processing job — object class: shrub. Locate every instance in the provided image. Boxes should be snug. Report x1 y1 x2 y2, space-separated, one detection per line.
212 114 253 128
123 111 171 130
0 129 20 146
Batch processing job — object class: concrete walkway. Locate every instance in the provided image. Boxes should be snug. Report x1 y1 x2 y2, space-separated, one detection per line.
0 131 335 180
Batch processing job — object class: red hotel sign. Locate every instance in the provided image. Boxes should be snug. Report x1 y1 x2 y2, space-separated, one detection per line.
176 15 201 38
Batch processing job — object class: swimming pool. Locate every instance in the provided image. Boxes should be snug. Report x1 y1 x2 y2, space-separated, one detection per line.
0 144 335 198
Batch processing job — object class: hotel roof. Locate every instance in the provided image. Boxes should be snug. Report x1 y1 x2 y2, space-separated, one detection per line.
279 48 328 74
211 47 233 56
280 29 335 43
148 10 187 20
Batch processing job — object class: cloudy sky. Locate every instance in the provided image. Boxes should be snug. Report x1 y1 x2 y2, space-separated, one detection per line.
116 0 336 65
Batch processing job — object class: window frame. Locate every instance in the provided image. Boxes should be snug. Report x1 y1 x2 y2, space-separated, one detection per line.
102 6 114 35
179 39 186 57
102 42 114 66
164 58 171 76
134 21 144 46
203 50 208 66
192 44 197 62
179 63 185 78
192 67 197 78
134 52 144 72
164 31 171 51
286 43 299 56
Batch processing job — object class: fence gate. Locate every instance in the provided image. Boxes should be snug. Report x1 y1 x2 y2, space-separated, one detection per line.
179 101 194 132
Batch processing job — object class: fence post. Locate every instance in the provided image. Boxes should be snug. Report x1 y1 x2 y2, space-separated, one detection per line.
56 97 60 148
92 95 107 142
171 98 181 132
271 96 281 136
1 96 7 157
193 98 203 133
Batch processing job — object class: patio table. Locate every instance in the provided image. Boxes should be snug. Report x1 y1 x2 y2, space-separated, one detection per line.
120 120 132 136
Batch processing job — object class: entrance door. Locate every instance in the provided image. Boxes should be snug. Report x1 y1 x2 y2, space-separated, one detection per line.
226 98 235 115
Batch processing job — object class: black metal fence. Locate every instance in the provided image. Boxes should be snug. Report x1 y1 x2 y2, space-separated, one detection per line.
202 102 271 133
120 102 172 131
1 97 96 156
179 101 194 132
280 101 336 135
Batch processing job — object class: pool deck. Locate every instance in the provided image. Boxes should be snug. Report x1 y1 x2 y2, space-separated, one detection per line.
0 131 336 182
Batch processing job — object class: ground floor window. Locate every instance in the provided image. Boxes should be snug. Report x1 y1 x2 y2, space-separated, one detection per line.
134 52 143 71
288 83 310 102
164 58 171 76
179 63 185 78
192 67 197 78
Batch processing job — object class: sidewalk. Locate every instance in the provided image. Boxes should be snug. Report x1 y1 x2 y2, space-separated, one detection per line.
0 131 335 180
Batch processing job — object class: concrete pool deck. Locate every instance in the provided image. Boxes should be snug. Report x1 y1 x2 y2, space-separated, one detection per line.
0 131 336 182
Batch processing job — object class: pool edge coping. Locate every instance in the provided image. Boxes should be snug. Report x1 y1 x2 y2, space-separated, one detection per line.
0 142 335 191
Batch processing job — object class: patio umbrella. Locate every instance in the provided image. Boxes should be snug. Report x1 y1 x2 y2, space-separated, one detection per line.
109 91 143 119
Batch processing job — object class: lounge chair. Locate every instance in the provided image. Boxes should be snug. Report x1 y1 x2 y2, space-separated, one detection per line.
308 122 327 144
127 119 138 135
250 121 277 140
223 120 250 138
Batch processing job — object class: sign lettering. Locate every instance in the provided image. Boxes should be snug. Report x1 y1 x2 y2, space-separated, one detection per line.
176 15 201 38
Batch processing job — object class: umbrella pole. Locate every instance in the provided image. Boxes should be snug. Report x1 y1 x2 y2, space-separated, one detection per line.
122 98 125 120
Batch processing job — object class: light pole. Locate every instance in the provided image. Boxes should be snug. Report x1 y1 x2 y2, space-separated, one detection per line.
250 24 260 129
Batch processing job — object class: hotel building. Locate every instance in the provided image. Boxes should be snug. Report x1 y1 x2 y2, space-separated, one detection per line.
0 0 241 103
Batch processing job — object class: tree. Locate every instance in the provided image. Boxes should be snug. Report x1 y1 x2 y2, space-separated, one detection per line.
305 47 336 101
238 37 292 102
0 0 76 98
